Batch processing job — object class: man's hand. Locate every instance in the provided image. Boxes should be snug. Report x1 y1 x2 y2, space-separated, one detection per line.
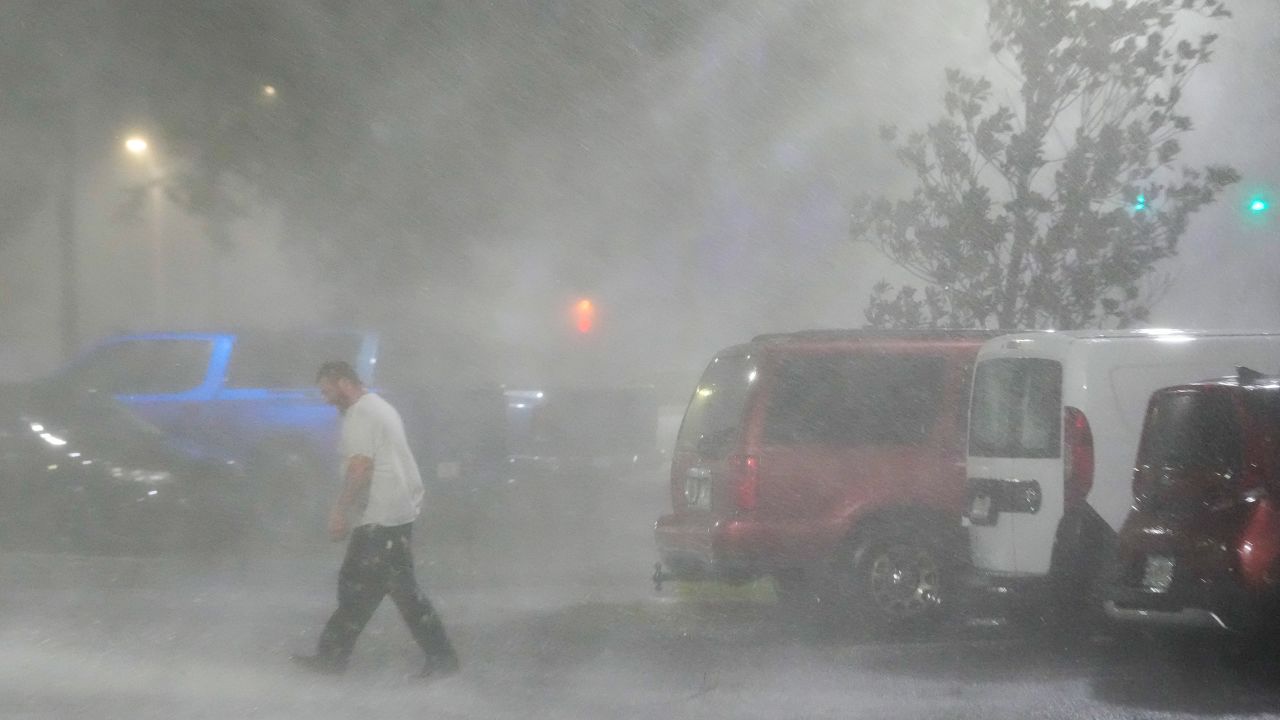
329 454 371 542
328 508 349 542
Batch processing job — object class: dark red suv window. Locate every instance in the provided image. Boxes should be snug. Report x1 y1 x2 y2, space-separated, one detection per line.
1141 391 1242 475
763 354 943 446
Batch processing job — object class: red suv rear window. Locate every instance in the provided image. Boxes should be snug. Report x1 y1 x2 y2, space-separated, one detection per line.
676 354 758 459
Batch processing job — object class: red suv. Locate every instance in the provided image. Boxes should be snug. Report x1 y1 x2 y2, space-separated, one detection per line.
1102 368 1280 632
654 330 997 630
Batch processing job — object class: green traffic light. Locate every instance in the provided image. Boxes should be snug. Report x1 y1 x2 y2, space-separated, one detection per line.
1249 197 1269 215
1132 194 1146 212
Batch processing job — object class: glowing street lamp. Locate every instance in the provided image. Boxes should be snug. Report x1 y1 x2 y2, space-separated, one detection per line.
123 135 150 156
261 84 278 99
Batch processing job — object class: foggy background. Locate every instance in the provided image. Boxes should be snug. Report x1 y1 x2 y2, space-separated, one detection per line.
1 1 1276 385
5 5 1280 718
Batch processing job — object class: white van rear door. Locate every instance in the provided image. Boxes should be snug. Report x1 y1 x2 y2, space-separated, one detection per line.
967 358 1064 576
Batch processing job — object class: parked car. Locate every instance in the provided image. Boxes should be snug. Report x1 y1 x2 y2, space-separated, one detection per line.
504 385 661 478
1100 369 1280 632
0 381 253 553
963 329 1280 622
654 329 999 631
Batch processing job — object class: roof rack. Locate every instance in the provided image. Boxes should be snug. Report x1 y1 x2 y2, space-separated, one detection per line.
749 328 1004 343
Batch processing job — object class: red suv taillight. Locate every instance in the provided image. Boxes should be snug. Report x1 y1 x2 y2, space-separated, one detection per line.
1063 406 1094 507
728 454 760 511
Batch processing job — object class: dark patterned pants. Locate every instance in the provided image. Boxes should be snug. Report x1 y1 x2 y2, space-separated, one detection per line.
316 523 454 667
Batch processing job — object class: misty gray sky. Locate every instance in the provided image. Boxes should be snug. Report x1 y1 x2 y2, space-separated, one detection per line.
1 1 1276 383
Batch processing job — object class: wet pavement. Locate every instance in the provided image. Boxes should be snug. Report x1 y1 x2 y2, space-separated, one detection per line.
4 466 1280 719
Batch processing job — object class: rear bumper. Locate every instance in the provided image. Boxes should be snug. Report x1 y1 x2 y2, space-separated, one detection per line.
1099 574 1262 632
653 511 839 583
654 513 761 582
1101 601 1230 630
1099 519 1271 633
959 557 1254 629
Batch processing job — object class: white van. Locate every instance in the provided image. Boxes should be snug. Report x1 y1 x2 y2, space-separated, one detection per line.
963 329 1280 610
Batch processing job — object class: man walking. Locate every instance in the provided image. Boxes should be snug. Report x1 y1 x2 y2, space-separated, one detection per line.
293 361 459 678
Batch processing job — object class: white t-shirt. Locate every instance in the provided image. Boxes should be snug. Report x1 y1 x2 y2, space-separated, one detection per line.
340 392 425 527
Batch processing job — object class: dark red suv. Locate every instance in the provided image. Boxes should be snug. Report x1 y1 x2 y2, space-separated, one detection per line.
1102 369 1280 632
654 330 997 630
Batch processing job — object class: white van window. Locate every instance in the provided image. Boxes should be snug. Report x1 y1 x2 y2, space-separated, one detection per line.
969 358 1062 458
676 355 756 459
763 354 943 446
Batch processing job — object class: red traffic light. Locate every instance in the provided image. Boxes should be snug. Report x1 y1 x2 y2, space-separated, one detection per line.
572 298 596 334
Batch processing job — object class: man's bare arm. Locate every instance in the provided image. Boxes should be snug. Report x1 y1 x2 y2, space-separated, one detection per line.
329 454 373 540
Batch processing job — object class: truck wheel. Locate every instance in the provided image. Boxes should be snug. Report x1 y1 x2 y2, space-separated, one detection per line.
837 525 953 633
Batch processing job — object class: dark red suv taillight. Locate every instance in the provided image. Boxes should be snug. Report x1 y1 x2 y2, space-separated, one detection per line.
1064 406 1094 507
728 453 760 511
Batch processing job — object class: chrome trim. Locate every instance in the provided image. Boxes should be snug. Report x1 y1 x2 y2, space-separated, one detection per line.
1103 601 1229 630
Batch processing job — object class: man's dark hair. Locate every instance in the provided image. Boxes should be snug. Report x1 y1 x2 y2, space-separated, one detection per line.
316 360 363 385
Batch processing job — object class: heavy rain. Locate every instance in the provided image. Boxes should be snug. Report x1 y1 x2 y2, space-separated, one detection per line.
2 2 1280 718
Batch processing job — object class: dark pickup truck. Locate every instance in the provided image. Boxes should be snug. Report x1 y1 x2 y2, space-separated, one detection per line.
50 329 507 534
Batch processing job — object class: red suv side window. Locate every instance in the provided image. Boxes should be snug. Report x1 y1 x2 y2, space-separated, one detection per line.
763 354 943 446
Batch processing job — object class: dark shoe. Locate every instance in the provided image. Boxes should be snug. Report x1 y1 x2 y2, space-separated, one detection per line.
418 650 460 680
291 653 346 676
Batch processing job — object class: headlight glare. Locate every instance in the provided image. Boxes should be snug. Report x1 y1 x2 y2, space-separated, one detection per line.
109 466 174 484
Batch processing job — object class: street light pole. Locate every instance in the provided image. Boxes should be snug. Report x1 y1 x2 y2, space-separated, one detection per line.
57 109 80 359
124 134 166 324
